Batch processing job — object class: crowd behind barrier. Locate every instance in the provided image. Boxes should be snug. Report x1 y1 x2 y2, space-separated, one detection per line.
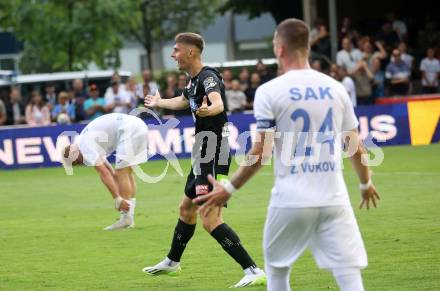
1 99 439 170
0 13 439 127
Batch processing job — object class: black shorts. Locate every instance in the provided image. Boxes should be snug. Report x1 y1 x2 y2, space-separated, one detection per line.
184 137 231 201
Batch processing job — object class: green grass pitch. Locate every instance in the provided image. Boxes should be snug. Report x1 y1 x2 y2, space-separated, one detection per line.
0 144 439 290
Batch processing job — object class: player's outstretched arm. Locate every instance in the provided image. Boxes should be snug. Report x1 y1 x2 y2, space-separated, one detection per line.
347 129 380 210
194 131 274 216
95 163 129 212
196 93 224 117
144 90 189 110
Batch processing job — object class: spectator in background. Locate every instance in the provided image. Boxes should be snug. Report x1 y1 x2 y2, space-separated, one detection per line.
173 73 191 116
371 57 386 98
339 38 373 105
136 69 159 100
105 79 131 114
386 48 411 96
244 72 261 109
221 68 233 90
176 73 187 94
420 47 440 94
126 77 138 108
44 83 57 110
337 65 357 107
375 22 400 54
328 63 338 79
225 79 247 112
162 73 178 116
52 91 75 123
311 59 322 72
5 87 26 125
72 79 87 122
164 73 178 100
255 60 274 83
309 19 323 42
386 12 408 40
0 98 6 125
25 90 51 126
109 71 126 90
394 41 414 70
310 22 331 58
238 68 250 91
339 17 352 41
84 84 106 120
359 37 387 68
336 37 363 74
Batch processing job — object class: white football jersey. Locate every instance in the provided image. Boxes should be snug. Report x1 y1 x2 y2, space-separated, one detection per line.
75 113 148 167
254 69 359 208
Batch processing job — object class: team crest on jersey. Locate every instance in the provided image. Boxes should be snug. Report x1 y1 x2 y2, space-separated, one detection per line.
203 77 217 90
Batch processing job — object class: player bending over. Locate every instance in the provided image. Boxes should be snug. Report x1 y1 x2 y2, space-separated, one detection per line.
195 19 380 291
61 113 149 230
142 32 266 288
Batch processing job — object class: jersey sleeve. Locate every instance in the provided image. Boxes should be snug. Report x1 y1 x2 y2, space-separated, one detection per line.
253 86 276 131
201 71 222 95
340 85 359 131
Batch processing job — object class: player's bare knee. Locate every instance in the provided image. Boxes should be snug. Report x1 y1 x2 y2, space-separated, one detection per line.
200 213 222 233
179 202 197 223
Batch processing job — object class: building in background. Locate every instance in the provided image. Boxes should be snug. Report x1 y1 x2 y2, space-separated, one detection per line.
0 31 22 72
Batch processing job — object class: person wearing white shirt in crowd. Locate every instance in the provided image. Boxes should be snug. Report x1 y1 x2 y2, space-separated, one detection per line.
126 77 139 108
395 42 414 70
336 37 363 74
387 12 407 40
105 80 132 114
226 79 247 112
136 69 159 103
195 18 379 291
420 47 440 94
338 66 357 106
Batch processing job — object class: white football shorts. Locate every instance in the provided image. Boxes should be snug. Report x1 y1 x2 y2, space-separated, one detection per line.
115 119 149 169
263 205 368 270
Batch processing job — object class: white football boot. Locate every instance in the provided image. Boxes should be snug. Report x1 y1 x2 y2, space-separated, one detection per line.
231 267 266 288
142 258 181 276
103 212 133 230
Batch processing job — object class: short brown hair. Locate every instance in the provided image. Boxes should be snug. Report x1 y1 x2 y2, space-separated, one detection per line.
175 32 205 52
276 18 310 53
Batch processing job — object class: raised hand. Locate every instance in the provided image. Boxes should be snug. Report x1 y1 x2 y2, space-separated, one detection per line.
144 90 161 108
196 95 209 117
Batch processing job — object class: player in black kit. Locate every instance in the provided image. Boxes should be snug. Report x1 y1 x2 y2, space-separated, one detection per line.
143 33 266 288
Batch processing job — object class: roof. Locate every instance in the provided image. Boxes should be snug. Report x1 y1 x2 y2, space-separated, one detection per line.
0 70 131 87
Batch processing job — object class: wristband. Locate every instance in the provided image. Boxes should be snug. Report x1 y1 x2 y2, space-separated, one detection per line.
221 179 237 194
114 196 123 209
359 179 372 191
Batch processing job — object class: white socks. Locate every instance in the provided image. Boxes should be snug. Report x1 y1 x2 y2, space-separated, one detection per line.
265 265 291 291
128 198 136 218
333 268 364 291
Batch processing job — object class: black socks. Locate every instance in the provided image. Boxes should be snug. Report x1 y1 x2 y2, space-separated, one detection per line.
210 223 256 270
167 219 196 262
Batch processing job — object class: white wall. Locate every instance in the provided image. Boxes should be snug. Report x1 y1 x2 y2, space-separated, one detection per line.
119 47 146 74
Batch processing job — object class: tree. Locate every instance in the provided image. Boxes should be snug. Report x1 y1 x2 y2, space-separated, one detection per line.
0 0 128 73
123 0 222 71
220 0 303 24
